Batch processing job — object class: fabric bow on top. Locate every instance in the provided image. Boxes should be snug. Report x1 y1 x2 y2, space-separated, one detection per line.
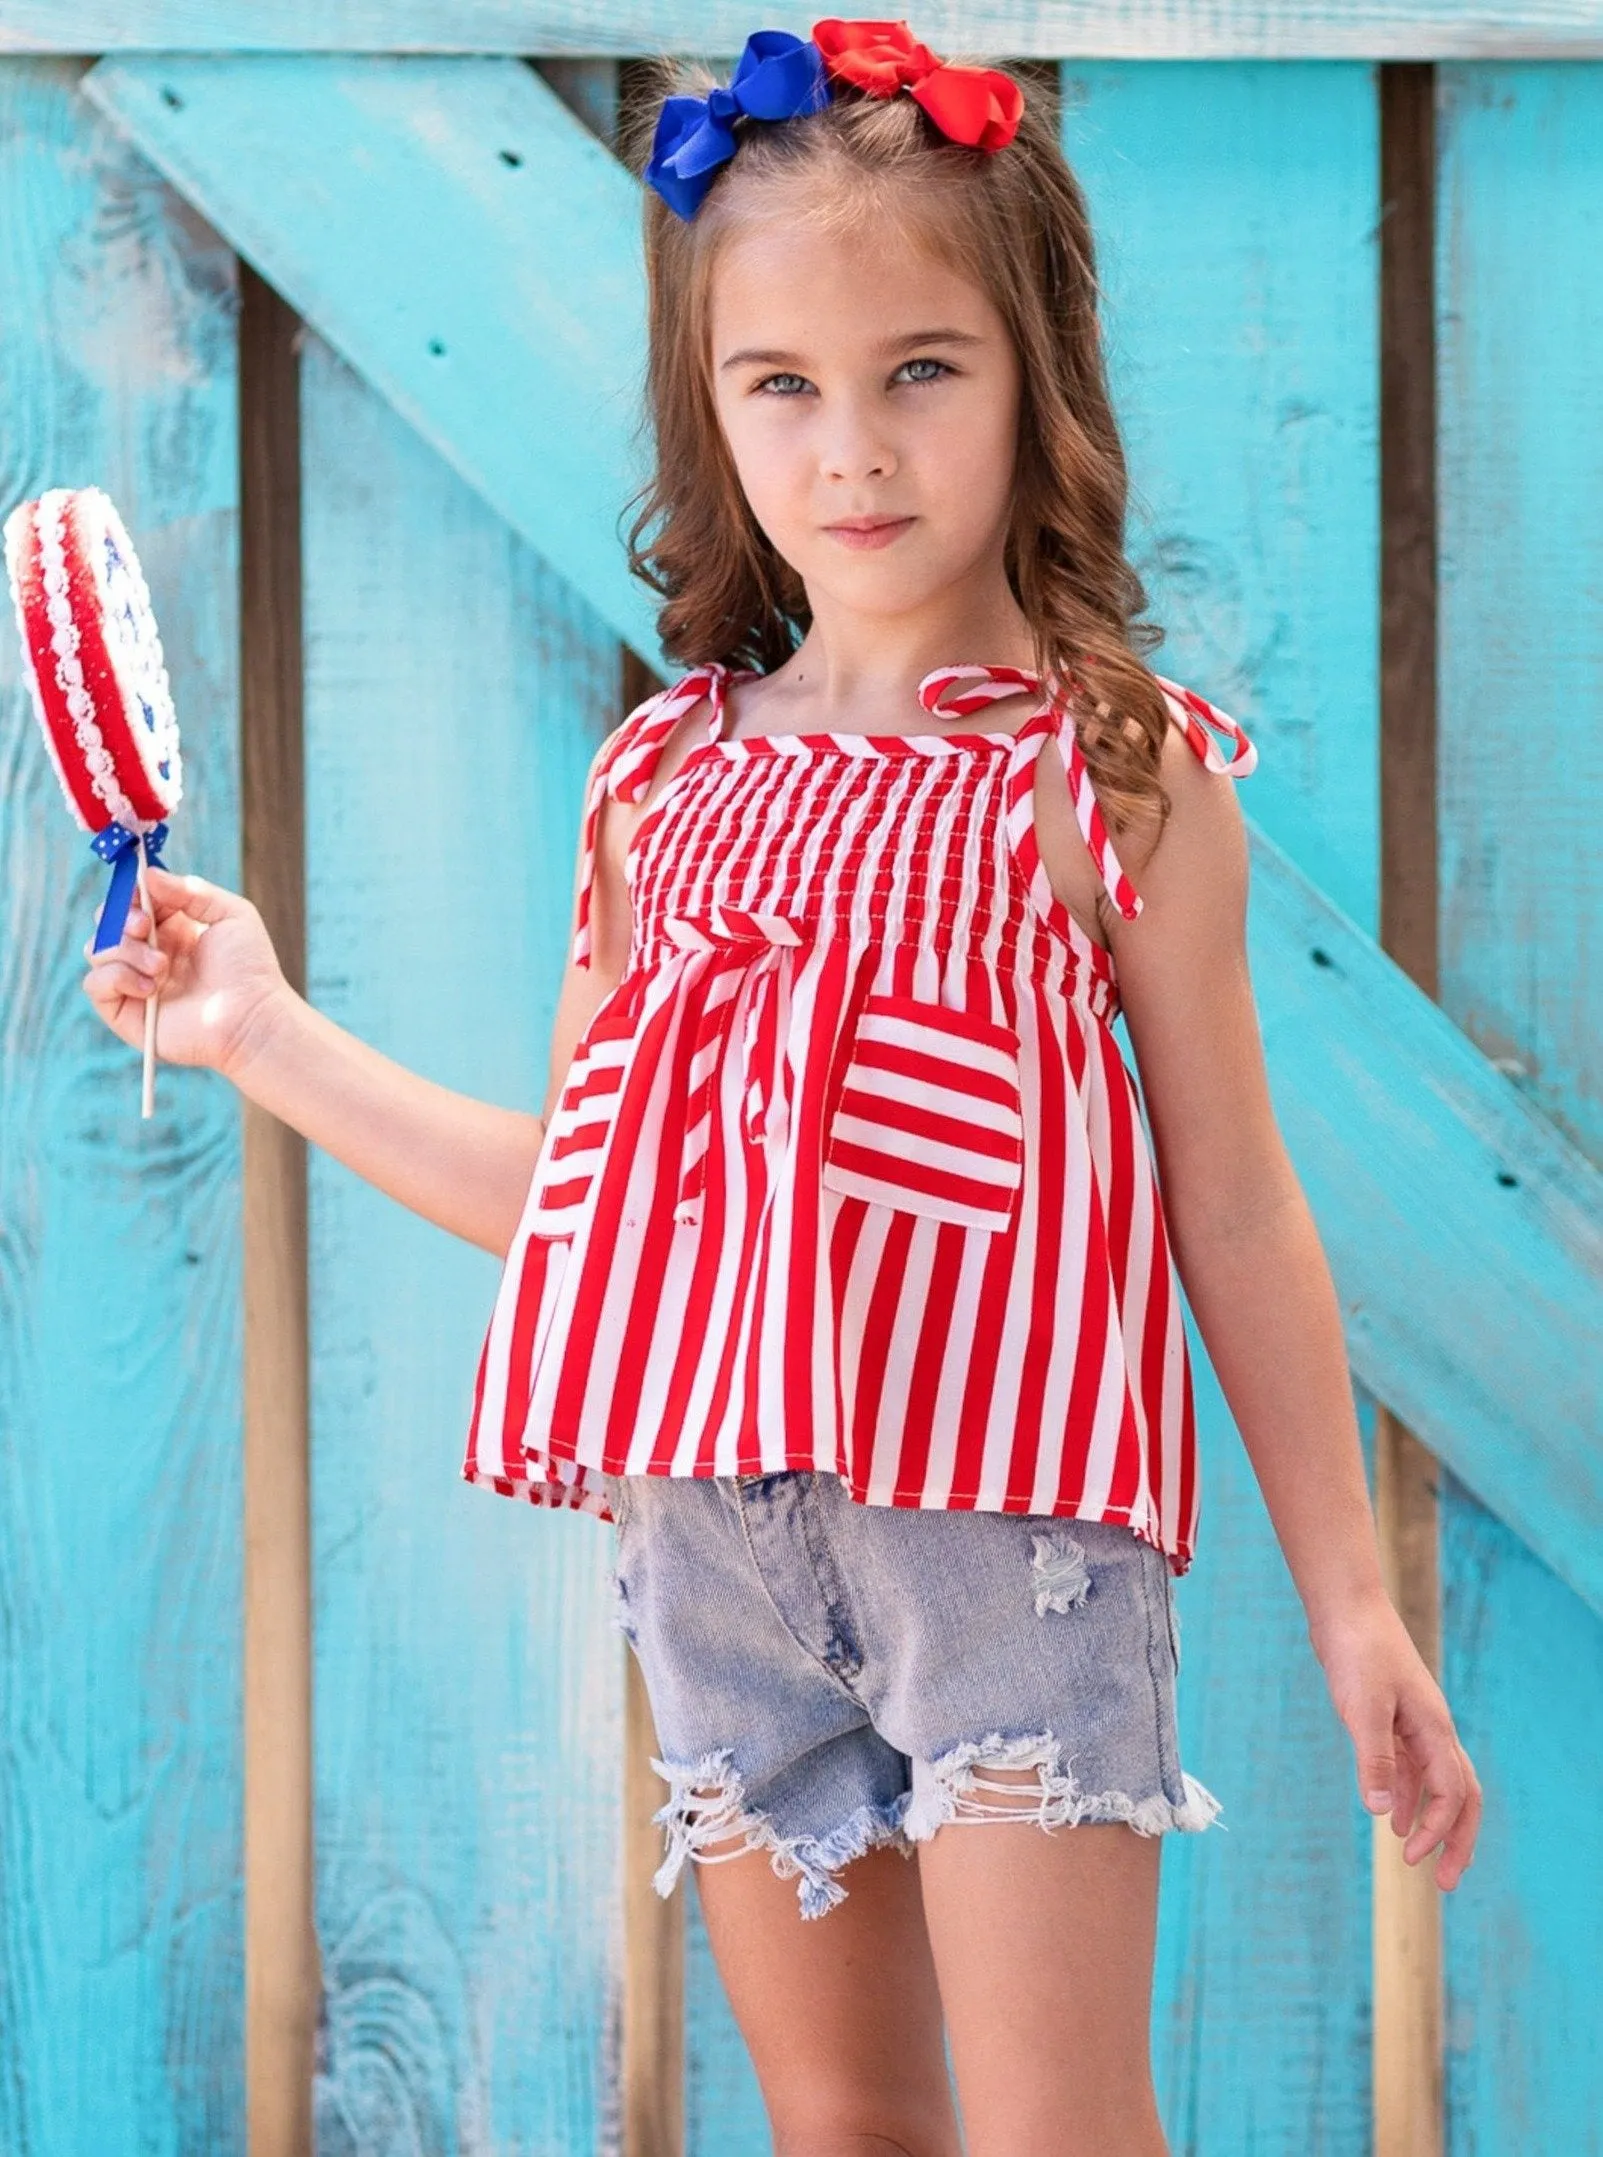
812 18 1024 151
643 18 1026 220
645 29 832 220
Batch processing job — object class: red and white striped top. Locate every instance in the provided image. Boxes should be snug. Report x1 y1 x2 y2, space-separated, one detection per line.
461 659 1256 1575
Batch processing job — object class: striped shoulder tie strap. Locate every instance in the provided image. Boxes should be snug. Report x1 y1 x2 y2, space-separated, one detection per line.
919 660 1148 920
570 662 731 969
1154 674 1258 778
918 660 1256 925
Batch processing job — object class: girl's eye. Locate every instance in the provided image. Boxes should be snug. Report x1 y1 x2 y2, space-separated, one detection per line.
751 358 954 397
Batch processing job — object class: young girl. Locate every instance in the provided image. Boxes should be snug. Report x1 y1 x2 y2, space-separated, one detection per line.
85 21 1480 2153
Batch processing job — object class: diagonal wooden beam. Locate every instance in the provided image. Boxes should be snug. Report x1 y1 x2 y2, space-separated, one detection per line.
85 54 659 659
14 3 1603 60
82 52 1603 1616
1245 819 1603 1614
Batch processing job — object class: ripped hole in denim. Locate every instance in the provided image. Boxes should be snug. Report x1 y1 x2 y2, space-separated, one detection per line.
902 1730 1225 1839
1030 1530 1091 1615
649 1747 913 1921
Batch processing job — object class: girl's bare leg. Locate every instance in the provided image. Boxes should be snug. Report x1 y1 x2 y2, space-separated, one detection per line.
692 1840 963 2157
916 1774 1171 2157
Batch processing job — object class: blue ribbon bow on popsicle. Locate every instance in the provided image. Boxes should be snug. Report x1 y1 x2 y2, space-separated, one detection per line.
90 819 168 952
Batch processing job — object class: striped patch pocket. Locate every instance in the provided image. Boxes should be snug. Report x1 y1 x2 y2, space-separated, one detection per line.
524 1006 639 1237
822 993 1025 1232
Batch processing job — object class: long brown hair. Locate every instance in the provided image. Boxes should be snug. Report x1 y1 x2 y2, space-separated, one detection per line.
617 52 1174 835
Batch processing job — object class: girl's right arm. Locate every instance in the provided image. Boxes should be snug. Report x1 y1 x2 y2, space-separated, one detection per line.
80 730 635 1260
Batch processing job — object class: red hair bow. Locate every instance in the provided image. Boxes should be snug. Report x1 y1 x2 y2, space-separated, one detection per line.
811 18 1024 151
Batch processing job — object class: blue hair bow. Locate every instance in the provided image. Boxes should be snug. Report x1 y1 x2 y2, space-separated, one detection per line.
645 29 832 221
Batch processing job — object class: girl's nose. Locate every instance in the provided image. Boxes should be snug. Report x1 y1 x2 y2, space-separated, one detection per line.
818 406 898 484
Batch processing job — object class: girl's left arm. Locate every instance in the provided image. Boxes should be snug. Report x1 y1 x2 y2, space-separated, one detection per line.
1109 725 1482 1892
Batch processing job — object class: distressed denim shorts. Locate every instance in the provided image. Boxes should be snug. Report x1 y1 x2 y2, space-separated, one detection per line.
601 1467 1224 1921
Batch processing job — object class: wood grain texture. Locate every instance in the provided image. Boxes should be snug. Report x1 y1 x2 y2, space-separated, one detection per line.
299 330 625 2155
0 55 246 2156
529 70 687 2148
1379 63 1439 998
1374 67 1442 2157
82 52 658 661
11 2 1603 58
1243 818 1602 1612
1063 64 1380 2149
1435 62 1603 2156
238 262 317 2157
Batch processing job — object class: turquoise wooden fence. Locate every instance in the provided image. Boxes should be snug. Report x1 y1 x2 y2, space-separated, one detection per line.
300 337 623 2149
1 15 1599 2155
1435 65 1603 2149
0 57 247 2154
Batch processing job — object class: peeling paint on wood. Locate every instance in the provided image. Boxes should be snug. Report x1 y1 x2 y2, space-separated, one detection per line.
1066 62 1378 2152
10 3 1603 60
300 331 625 2154
0 55 245 2156
1436 62 1603 2156
83 53 659 661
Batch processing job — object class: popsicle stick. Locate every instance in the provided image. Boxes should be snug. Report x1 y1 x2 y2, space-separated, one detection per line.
136 847 159 1119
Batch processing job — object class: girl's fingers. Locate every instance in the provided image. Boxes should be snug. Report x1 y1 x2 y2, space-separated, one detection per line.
1430 1793 1480 1888
1352 1699 1400 1816
1400 1726 1470 1870
140 864 242 927
85 959 158 1000
1346 1663 1481 1890
1389 1745 1425 1838
1439 1753 1483 1885
85 932 168 978
126 904 204 960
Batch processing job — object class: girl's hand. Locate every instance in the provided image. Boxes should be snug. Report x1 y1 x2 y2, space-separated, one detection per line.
81 863 293 1081
1311 1596 1482 1889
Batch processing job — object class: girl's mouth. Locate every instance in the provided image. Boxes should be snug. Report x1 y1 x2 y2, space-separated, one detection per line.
823 517 916 550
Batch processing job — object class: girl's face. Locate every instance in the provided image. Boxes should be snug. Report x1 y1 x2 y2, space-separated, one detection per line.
707 212 1022 620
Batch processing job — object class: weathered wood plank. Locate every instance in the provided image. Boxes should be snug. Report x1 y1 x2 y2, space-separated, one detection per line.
12 2 1603 59
1074 62 1601 1631
0 56 245 2155
1435 61 1603 2155
1245 819 1602 1614
1065 62 1379 2150
238 262 317 2157
1374 64 1443 2157
83 52 658 661
300 330 625 2152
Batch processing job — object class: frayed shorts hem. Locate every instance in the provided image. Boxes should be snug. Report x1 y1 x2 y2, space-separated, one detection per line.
650 1729 1225 1923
